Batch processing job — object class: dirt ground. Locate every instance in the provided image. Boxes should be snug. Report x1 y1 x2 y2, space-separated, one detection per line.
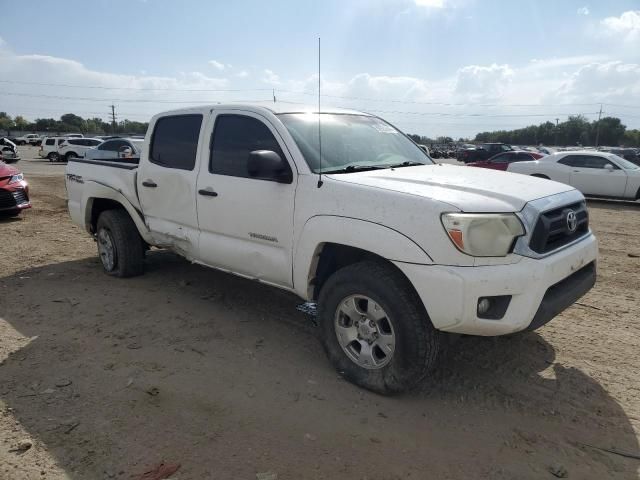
1 148 639 479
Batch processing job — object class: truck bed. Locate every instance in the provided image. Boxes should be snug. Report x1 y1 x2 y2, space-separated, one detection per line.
66 157 142 227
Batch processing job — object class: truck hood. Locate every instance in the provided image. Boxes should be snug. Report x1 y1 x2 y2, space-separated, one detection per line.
327 163 575 212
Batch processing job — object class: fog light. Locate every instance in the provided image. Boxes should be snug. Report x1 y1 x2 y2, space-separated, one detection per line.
477 298 491 315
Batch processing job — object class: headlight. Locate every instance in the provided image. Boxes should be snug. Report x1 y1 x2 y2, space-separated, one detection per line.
441 212 525 257
8 174 24 184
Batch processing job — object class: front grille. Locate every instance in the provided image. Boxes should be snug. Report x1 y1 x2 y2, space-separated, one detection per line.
0 189 18 209
0 189 29 210
529 201 589 254
12 189 29 206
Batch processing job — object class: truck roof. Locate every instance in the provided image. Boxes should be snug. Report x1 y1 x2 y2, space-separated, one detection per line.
152 102 373 119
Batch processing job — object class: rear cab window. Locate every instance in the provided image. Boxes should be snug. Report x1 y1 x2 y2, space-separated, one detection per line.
150 114 203 170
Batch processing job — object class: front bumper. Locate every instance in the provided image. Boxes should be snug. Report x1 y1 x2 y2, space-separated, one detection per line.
396 233 598 336
0 187 31 212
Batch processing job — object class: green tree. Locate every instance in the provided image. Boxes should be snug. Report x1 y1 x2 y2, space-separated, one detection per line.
622 129 640 146
0 112 14 133
14 115 29 131
594 117 626 146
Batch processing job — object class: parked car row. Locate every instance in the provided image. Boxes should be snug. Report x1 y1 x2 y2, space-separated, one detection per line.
38 136 143 162
465 148 640 201
7 133 83 146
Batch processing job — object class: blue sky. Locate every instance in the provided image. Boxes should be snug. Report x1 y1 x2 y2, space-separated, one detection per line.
1 0 639 138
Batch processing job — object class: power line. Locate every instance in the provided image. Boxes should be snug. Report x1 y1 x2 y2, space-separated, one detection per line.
0 79 272 93
0 91 274 104
0 91 605 119
1 78 639 109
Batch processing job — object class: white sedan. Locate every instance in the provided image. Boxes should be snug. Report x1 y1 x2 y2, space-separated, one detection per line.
85 138 144 161
508 151 640 200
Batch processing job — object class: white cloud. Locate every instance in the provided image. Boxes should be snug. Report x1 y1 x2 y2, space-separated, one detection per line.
0 43 230 122
0 35 638 137
553 61 640 103
454 63 514 101
577 6 589 16
414 0 444 8
601 10 640 42
208 60 225 71
262 69 281 85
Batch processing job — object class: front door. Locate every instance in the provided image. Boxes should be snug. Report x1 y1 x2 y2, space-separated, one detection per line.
137 113 204 256
195 111 297 288
568 155 627 197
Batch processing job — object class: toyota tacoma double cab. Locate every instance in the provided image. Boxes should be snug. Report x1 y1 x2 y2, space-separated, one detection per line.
65 104 598 394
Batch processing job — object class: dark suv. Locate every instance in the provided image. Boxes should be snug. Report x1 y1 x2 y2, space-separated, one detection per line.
457 143 513 163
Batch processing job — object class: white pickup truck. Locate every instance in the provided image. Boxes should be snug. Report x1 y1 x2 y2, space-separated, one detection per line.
65 104 598 394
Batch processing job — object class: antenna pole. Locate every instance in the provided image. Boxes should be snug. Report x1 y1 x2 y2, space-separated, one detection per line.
594 103 603 147
317 37 323 188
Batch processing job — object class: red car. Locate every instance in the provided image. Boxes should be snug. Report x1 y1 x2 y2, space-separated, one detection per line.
467 150 544 171
0 157 31 216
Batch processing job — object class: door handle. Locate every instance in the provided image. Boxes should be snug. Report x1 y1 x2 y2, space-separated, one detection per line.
198 189 218 197
142 180 157 188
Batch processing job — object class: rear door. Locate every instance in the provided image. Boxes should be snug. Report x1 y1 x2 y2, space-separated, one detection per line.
195 110 297 287
563 155 627 196
137 113 204 255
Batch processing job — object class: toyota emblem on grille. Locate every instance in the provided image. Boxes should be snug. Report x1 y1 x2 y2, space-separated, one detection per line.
566 210 578 233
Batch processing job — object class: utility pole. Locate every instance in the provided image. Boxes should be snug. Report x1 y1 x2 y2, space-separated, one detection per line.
272 89 276 103
110 104 117 134
554 118 559 146
594 104 603 147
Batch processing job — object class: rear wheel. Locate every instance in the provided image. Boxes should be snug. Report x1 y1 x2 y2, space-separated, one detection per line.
47 152 59 162
96 210 145 278
318 260 442 395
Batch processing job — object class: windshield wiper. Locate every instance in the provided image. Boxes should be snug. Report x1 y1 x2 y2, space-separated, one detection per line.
386 161 427 168
321 165 385 174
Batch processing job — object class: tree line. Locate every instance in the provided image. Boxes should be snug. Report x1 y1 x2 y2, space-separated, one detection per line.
0 112 149 136
474 115 639 147
407 115 639 147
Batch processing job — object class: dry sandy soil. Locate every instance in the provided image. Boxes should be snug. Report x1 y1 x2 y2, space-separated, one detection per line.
0 148 639 479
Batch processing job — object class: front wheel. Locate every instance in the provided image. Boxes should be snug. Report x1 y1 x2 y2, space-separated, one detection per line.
96 210 145 278
318 260 442 395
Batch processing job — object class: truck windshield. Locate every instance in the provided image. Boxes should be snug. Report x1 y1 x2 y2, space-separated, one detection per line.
278 113 433 173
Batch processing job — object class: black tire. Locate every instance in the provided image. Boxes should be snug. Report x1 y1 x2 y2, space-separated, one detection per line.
47 152 59 162
65 151 77 162
531 174 550 179
96 209 145 278
317 260 441 395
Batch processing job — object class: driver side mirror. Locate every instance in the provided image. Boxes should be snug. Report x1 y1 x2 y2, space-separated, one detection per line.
119 146 133 158
247 150 293 183
604 163 615 172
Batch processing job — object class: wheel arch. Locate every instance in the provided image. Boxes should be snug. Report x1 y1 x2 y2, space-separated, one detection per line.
293 216 433 300
82 183 153 244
